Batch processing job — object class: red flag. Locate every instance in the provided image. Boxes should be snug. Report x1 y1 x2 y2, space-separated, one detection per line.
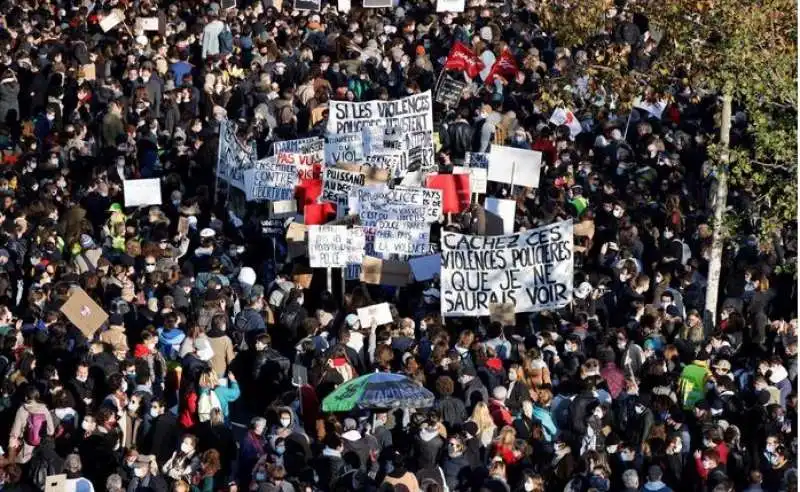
444 42 485 79
484 49 519 84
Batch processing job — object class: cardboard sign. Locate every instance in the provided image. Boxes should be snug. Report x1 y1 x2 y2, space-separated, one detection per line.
425 173 470 213
357 303 394 327
81 63 96 81
325 133 363 166
409 254 441 282
178 217 189 237
123 179 162 208
487 146 543 188
440 220 573 317
489 302 515 326
286 222 307 259
45 474 67 492
360 256 410 287
243 163 298 202
308 225 363 268
484 197 516 234
99 10 124 32
60 288 108 338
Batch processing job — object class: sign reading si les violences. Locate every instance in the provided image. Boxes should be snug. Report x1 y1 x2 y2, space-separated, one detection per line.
440 220 573 317
327 92 433 135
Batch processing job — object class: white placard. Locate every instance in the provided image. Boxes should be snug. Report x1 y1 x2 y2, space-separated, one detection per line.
410 254 441 281
374 220 430 256
357 303 393 327
308 226 364 268
327 91 433 136
278 150 323 181
365 151 405 177
338 0 351 11
322 167 366 203
325 133 363 165
549 108 583 139
440 220 573 317
271 200 298 218
139 17 159 31
100 10 124 32
633 97 668 119
274 137 323 155
349 186 442 223
485 197 517 234
123 179 162 207
437 0 465 12
488 146 542 188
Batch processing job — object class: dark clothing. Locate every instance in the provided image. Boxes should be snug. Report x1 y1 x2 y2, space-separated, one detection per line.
140 413 181 466
435 396 467 431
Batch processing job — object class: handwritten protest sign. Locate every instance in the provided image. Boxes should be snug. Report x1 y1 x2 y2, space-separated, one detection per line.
61 288 109 338
436 72 467 105
327 91 433 135
308 226 364 268
458 152 489 194
350 186 442 223
440 220 573 316
278 150 323 181
322 167 366 204
274 137 323 155
487 146 542 188
365 152 405 177
325 133 364 165
123 179 162 207
243 162 298 201
374 219 431 256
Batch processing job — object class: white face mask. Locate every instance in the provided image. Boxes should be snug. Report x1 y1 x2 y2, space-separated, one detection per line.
145 264 156 273
280 418 291 428
180 443 193 454
134 467 147 478
524 482 534 492
673 442 682 453
297 297 304 306
634 405 645 414
128 402 139 412
508 371 517 382
150 408 160 418
82 421 93 431
612 208 624 218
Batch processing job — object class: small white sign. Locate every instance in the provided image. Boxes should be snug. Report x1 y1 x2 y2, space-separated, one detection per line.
488 146 542 188
123 179 162 207
357 302 393 327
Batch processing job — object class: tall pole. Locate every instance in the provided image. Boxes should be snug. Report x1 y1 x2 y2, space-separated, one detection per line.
704 93 732 332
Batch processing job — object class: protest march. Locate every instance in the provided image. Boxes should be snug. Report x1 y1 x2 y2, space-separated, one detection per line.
0 1 794 492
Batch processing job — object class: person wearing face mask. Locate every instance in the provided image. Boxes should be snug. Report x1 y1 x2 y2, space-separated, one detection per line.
239 417 267 486
694 448 728 490
140 399 180 467
441 436 470 491
68 363 94 414
99 314 129 355
162 434 200 482
129 454 168 492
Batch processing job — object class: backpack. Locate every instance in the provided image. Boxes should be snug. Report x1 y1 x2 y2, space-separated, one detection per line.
28 454 57 490
24 412 47 446
218 26 234 55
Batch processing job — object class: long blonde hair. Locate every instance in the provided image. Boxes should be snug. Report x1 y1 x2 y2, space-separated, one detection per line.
470 402 496 436
495 426 517 447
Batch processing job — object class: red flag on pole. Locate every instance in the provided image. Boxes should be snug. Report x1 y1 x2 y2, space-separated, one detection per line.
444 42 485 79
484 48 519 84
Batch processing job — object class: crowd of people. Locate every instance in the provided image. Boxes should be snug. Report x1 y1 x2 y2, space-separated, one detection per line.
0 0 794 492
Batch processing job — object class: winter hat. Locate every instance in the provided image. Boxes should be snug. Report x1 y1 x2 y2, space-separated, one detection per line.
238 267 257 286
79 234 95 249
492 386 507 401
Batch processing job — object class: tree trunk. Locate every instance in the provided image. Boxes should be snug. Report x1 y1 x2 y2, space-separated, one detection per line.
704 93 732 331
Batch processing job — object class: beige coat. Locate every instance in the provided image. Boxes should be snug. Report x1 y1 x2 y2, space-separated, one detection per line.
100 325 129 353
10 402 55 463
207 334 235 376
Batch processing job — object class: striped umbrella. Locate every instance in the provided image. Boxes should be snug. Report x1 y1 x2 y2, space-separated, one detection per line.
322 372 435 412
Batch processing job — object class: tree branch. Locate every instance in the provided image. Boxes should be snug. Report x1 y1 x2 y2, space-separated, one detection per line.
750 159 795 172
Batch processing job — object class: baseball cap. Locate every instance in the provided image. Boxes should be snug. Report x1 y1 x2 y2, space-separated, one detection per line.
108 203 123 213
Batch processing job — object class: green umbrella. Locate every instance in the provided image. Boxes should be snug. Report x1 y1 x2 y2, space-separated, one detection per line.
322 372 435 412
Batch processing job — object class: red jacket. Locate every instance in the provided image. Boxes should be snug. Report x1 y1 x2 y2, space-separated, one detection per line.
179 391 198 429
488 398 513 427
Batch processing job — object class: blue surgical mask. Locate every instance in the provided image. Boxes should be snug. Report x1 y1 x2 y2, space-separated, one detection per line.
275 445 285 455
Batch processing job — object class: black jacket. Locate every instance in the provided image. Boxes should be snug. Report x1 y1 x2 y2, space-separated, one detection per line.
140 413 181 466
436 396 467 431
313 453 345 492
442 119 473 163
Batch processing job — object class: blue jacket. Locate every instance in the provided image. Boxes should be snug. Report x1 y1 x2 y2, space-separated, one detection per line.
199 380 240 422
533 406 557 442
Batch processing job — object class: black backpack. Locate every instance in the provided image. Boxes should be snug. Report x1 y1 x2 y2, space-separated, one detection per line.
28 455 57 490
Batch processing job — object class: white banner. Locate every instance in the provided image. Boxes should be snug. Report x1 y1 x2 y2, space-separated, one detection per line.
437 0 465 11
322 167 366 204
440 220 574 316
308 226 365 268
217 120 256 191
325 133 364 166
243 161 298 202
487 146 542 188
